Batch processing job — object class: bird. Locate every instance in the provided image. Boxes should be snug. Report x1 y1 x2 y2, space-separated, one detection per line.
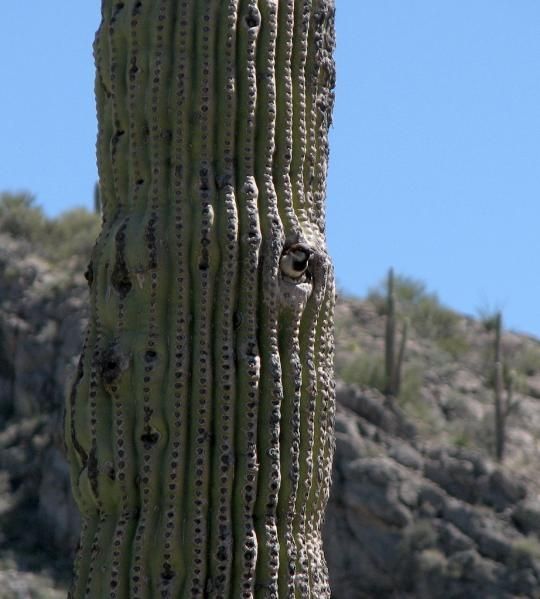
279 243 312 280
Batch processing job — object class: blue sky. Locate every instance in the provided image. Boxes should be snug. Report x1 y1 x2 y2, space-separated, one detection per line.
1 2 540 337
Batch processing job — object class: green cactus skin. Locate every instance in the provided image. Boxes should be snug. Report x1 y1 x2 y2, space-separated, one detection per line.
65 1 336 597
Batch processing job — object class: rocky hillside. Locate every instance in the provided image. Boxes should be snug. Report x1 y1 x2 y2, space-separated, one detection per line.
2 213 540 597
335 288 540 489
325 384 540 598
0 232 87 598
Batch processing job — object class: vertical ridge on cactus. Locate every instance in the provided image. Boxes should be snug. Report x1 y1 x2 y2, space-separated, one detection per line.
65 1 336 597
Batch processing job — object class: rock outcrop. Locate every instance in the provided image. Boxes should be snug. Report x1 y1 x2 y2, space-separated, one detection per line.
325 383 540 598
0 233 85 581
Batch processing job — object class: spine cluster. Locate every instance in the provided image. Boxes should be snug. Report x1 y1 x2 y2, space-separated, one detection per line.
65 1 336 597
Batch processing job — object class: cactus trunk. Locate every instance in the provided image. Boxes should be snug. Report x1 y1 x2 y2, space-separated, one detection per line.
65 1 336 597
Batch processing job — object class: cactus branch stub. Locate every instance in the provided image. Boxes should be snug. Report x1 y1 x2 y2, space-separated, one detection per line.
65 1 337 597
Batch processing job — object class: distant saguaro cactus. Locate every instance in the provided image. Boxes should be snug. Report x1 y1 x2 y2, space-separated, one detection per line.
384 268 408 397
65 1 336 598
492 312 518 462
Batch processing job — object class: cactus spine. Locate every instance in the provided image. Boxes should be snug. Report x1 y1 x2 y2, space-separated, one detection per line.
65 2 336 597
384 268 408 397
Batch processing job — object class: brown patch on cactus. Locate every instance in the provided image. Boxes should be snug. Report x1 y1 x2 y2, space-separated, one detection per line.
112 2 125 21
233 311 242 329
144 349 158 364
97 71 112 99
104 461 116 481
100 344 129 386
87 446 99 497
199 246 209 271
112 224 132 298
140 428 160 450
111 130 125 150
111 261 131 298
84 261 94 287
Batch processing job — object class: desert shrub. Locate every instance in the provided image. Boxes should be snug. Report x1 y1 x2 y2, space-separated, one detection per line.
416 548 447 576
399 364 424 406
0 192 48 243
511 536 540 567
0 192 100 267
401 519 438 553
482 352 528 395
339 349 424 406
448 408 490 451
512 345 540 377
401 388 443 435
45 208 100 264
339 351 386 391
450 430 473 449
411 297 459 339
334 310 357 341
435 331 470 359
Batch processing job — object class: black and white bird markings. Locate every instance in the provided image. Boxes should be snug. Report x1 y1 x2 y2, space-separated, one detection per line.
279 243 313 280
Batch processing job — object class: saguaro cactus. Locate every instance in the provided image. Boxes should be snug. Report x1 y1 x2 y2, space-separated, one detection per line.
384 268 408 397
65 1 336 597
492 312 518 462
